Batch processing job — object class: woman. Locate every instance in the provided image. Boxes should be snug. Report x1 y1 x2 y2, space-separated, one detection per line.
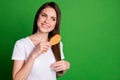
12 2 70 80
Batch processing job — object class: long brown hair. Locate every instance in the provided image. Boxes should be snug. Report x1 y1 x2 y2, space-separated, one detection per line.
32 2 61 61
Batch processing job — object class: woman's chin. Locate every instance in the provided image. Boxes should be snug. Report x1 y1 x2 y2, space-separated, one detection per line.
40 29 52 33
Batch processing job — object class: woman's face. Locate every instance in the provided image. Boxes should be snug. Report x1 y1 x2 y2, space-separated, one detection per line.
37 7 57 33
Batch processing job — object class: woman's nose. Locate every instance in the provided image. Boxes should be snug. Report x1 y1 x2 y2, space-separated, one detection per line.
44 18 50 23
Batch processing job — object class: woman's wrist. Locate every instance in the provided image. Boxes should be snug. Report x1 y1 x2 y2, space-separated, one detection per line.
29 53 37 60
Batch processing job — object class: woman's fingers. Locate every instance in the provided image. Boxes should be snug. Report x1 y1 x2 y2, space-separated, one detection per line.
52 66 63 72
51 60 70 72
31 42 51 58
39 42 51 53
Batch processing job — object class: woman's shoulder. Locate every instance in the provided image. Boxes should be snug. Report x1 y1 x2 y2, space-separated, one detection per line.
17 37 28 42
15 36 29 45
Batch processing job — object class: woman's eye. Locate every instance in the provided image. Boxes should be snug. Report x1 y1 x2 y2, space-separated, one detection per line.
51 18 56 21
41 14 46 17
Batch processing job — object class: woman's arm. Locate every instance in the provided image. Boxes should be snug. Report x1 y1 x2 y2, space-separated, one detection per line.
12 55 35 80
12 42 51 80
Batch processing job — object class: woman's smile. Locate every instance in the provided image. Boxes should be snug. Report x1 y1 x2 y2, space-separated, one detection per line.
41 23 50 29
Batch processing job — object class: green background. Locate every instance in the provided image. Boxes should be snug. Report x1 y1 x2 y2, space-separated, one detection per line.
0 0 120 80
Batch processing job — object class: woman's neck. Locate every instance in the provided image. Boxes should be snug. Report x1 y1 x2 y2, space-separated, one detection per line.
32 31 49 42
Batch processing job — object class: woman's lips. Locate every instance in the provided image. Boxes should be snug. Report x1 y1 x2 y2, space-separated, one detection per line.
41 23 50 28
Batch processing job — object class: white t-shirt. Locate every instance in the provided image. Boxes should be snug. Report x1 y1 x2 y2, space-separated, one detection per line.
12 37 64 80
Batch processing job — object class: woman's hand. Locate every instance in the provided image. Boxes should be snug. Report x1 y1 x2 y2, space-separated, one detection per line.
51 60 70 72
30 42 51 59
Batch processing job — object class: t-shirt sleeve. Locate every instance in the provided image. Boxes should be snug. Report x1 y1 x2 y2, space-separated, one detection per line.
60 42 65 59
11 40 26 60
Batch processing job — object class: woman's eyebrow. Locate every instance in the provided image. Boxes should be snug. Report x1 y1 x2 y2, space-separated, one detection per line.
41 11 56 18
41 12 47 15
51 16 56 19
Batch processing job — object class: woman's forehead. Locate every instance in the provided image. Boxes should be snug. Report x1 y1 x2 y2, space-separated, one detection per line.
41 7 57 17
